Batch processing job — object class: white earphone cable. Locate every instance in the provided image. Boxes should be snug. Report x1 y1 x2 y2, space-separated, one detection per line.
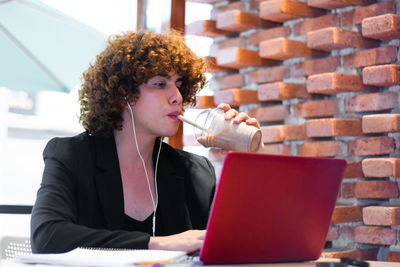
126 100 161 236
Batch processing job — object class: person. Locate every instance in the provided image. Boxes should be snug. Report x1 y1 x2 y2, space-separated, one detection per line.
30 30 262 254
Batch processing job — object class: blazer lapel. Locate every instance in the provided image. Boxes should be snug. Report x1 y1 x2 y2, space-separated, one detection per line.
155 142 192 235
92 135 125 230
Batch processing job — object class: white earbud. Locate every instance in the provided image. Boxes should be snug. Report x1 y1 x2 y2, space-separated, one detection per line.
125 97 162 236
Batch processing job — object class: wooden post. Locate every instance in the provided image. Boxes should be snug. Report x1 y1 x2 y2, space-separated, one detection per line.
167 0 185 149
171 0 186 33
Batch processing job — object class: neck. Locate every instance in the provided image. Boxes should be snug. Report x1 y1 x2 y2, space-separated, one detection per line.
114 109 157 164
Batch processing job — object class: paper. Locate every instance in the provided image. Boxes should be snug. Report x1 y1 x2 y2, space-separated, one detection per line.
15 247 187 266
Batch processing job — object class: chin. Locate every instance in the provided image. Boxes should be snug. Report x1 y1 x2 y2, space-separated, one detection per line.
162 128 179 138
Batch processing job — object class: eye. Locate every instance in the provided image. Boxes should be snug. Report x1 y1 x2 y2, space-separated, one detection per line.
175 79 183 89
148 76 167 89
153 81 166 88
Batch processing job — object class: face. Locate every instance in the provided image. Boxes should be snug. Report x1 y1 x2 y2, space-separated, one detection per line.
129 71 183 138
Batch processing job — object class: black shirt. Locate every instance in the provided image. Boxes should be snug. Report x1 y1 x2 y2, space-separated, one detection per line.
124 213 153 234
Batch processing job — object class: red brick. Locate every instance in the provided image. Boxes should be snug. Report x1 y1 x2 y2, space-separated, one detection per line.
348 136 395 156
205 57 236 73
210 73 244 91
292 56 340 78
185 20 233 37
258 143 291 155
214 88 259 106
363 64 400 87
362 158 400 178
307 0 373 10
362 114 400 133
345 92 398 113
321 249 378 261
293 99 338 118
196 95 217 109
217 47 277 69
354 226 397 245
247 66 289 84
258 82 310 101
343 161 363 178
210 1 245 20
260 37 326 60
362 14 400 41
208 148 227 162
260 0 325 22
341 226 356 240
248 105 289 122
307 73 364 95
210 37 247 57
294 14 338 36
342 1 395 26
355 180 399 199
297 141 341 157
343 46 398 68
387 252 400 263
331 206 362 224
306 118 362 137
325 226 339 241
307 27 379 52
363 206 400 226
261 124 306 143
248 26 290 46
342 182 355 198
217 9 277 32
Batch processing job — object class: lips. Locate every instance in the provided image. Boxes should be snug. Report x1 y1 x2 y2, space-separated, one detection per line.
167 111 181 122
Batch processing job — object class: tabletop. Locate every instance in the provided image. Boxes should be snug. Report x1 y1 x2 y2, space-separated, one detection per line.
2 258 400 267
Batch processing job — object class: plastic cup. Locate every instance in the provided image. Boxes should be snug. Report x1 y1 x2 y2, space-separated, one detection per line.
194 108 262 153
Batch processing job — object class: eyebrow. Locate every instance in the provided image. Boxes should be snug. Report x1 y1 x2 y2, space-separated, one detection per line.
156 74 183 81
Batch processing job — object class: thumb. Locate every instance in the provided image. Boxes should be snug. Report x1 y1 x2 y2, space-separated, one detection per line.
197 136 213 147
196 136 207 147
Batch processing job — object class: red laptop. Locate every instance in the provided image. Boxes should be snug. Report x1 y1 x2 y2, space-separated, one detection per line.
200 152 346 264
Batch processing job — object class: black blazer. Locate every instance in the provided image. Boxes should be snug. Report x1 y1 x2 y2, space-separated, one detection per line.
31 132 216 253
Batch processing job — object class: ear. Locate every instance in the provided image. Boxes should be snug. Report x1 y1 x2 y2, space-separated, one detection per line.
123 95 138 108
121 96 128 105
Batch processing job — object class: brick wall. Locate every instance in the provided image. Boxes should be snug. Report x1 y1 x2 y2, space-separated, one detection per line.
186 0 400 262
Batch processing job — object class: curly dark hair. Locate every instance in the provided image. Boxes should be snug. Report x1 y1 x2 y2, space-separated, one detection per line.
78 30 207 137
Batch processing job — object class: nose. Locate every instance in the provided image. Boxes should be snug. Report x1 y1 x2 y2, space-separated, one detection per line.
168 84 183 105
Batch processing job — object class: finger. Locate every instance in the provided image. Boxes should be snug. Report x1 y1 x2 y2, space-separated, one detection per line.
188 240 204 254
196 136 207 147
197 136 213 147
217 103 231 112
232 112 250 124
196 230 206 240
224 108 239 120
245 117 261 129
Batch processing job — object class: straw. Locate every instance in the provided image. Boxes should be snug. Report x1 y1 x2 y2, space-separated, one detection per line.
177 115 208 132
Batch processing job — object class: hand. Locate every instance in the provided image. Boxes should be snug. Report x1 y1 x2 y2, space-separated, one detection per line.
148 230 205 253
217 103 261 129
197 103 264 152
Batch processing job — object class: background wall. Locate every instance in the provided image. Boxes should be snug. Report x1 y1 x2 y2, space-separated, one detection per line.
185 0 400 262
